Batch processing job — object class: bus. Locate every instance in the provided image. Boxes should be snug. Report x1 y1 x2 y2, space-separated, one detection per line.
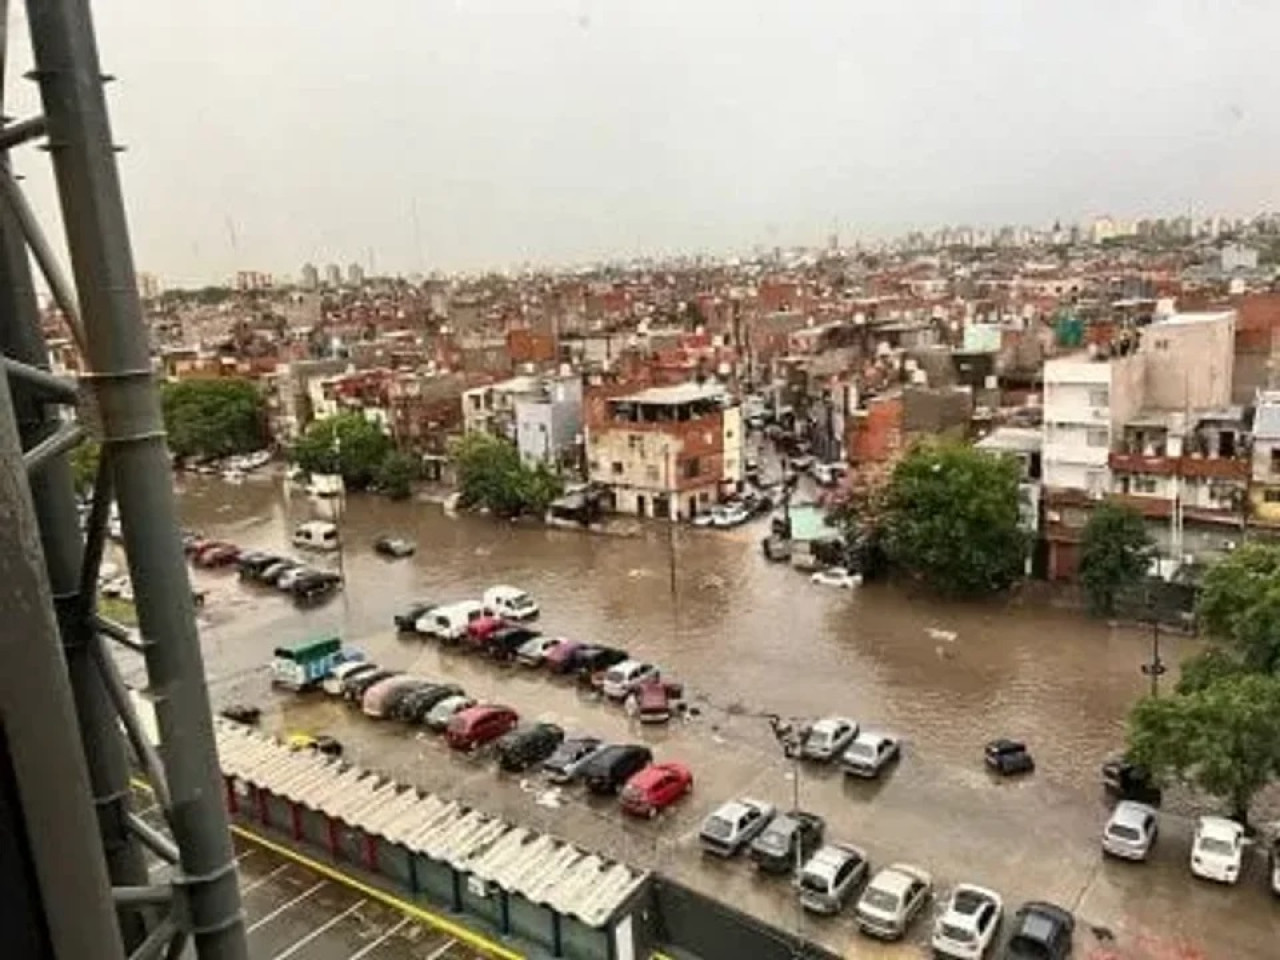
270 635 344 690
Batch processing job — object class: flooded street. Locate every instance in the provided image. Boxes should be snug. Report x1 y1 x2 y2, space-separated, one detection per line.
159 473 1279 959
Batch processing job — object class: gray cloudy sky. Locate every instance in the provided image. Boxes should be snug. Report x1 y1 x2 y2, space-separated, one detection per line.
9 1 1280 284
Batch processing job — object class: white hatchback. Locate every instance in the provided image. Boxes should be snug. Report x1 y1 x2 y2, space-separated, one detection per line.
1190 816 1245 884
931 883 1003 959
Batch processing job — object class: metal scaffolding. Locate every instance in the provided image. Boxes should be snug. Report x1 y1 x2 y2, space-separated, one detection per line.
0 2 248 958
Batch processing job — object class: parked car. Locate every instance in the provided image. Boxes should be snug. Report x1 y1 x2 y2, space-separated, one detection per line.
418 601 485 642
276 565 312 592
841 731 901 779
496 723 565 772
796 843 869 915
236 551 281 579
1101 755 1162 806
750 810 826 875
100 575 134 601
984 739 1035 776
810 566 862 589
285 733 343 757
464 615 511 649
194 541 239 568
931 884 1003 960
692 506 724 528
544 639 584 674
324 661 376 697
479 624 541 661
1000 901 1073 960
394 602 437 633
854 863 932 940
699 798 776 856
363 676 429 719
633 679 682 724
581 744 653 795
812 462 848 487
373 535 416 558
713 503 751 527
483 585 539 620
568 644 629 680
292 520 339 551
800 716 858 761
397 684 465 723
601 659 660 700
424 694 476 732
343 669 399 702
219 704 261 725
542 736 606 783
445 704 519 751
1190 816 1245 884
291 571 341 603
1102 801 1158 861
516 635 565 666
620 762 692 818
259 559 301 586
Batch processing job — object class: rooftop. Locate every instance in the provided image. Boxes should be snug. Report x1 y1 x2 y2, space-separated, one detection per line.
1150 310 1234 328
614 382 726 406
975 427 1042 455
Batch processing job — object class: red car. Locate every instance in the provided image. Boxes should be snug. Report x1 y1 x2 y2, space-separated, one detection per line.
544 640 583 674
464 615 507 649
633 679 683 724
193 541 239 567
445 704 518 751
620 762 692 818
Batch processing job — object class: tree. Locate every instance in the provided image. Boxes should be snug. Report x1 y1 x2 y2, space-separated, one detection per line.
452 433 563 517
70 438 100 496
1196 542 1280 674
291 413 392 491
1078 502 1155 616
161 378 265 460
880 441 1027 596
374 451 417 501
1128 673 1280 824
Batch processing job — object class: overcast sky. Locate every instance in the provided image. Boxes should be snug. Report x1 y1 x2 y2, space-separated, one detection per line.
8 1 1280 285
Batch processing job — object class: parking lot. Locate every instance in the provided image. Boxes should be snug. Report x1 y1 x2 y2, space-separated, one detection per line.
132 786 495 960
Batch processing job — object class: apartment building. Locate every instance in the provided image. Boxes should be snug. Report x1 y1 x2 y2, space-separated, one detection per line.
585 382 742 520
1249 391 1280 526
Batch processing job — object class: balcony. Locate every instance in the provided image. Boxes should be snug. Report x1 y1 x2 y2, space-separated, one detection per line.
1109 493 1173 519
1180 456 1249 480
1109 452 1176 475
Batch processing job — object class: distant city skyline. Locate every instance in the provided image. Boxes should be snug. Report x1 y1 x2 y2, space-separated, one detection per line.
7 0 1280 285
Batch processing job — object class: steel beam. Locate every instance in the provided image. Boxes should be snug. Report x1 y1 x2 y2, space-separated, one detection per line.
1 355 79 402
0 360 125 960
22 419 84 473
0 113 46 150
24 2 247 954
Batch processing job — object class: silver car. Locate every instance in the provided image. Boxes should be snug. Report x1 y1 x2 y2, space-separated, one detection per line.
796 843 868 914
1102 801 1158 861
423 694 475 732
800 716 858 761
841 731 901 778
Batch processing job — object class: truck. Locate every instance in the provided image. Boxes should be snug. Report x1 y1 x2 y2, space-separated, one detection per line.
270 635 345 691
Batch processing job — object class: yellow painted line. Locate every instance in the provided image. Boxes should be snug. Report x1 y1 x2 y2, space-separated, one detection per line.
130 778 522 960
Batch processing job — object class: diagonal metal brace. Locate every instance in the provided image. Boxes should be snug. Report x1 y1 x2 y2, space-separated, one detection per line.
23 419 83 474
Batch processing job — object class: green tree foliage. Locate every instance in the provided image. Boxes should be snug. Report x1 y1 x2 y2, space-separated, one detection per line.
70 438 100 496
1128 673 1280 824
160 378 265 460
1196 542 1280 673
452 432 563 517
374 451 417 501
291 413 392 491
1079 502 1156 616
880 441 1027 596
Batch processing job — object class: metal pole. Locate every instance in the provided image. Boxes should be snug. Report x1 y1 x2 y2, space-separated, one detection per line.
0 1 150 948
0 362 126 960
24 1 247 955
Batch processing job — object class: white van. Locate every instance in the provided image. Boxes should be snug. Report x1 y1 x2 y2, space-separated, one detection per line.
292 520 339 551
418 600 485 641
483 585 539 620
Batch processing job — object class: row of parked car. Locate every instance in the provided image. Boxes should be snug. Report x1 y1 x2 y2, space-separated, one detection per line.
393 587 685 724
695 795 1073 957
320 660 696 819
180 533 343 604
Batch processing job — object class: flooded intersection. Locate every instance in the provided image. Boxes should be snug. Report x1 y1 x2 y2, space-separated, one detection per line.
150 474 1279 958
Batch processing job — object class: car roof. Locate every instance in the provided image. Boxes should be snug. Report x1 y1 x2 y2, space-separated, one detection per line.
874 863 929 895
852 729 894 747
610 658 645 672
1109 801 1155 827
811 716 853 733
805 844 860 877
1197 816 1243 840
714 798 762 821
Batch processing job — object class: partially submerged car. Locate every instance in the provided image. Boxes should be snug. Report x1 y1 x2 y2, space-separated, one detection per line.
619 762 693 818
1101 755 1162 806
373 535 416 558
841 731 901 779
931 884 1003 960
423 694 477 732
699 798 776 857
984 738 1034 776
483 584 539 620
516 635 565 666
394 602 437 632
496 723 565 772
795 843 868 915
581 744 653 795
601 659 659 700
810 566 862 589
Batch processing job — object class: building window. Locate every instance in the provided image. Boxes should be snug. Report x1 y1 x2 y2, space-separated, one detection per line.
1132 476 1159 494
611 461 623 476
1271 449 1280 475
1264 489 1280 504
645 465 659 484
1086 428 1108 448
683 458 701 480
1087 388 1109 407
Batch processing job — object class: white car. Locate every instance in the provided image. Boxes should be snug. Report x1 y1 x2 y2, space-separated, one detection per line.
692 507 723 528
699 798 776 857
713 503 751 527
1190 816 1245 884
1102 801 1158 861
483 585 539 620
417 600 485 641
811 567 862 589
931 884 1003 959
516 635 564 666
855 863 932 940
842 731 901 778
100 575 134 602
601 659 659 700
800 716 858 762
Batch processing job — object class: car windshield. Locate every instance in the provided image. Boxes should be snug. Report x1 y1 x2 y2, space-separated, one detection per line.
799 873 828 895
846 741 875 759
861 888 900 913
1199 836 1234 856
755 827 788 852
939 923 975 944
702 816 734 840
605 667 627 683
510 593 533 608
1108 823 1141 841
805 729 829 747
